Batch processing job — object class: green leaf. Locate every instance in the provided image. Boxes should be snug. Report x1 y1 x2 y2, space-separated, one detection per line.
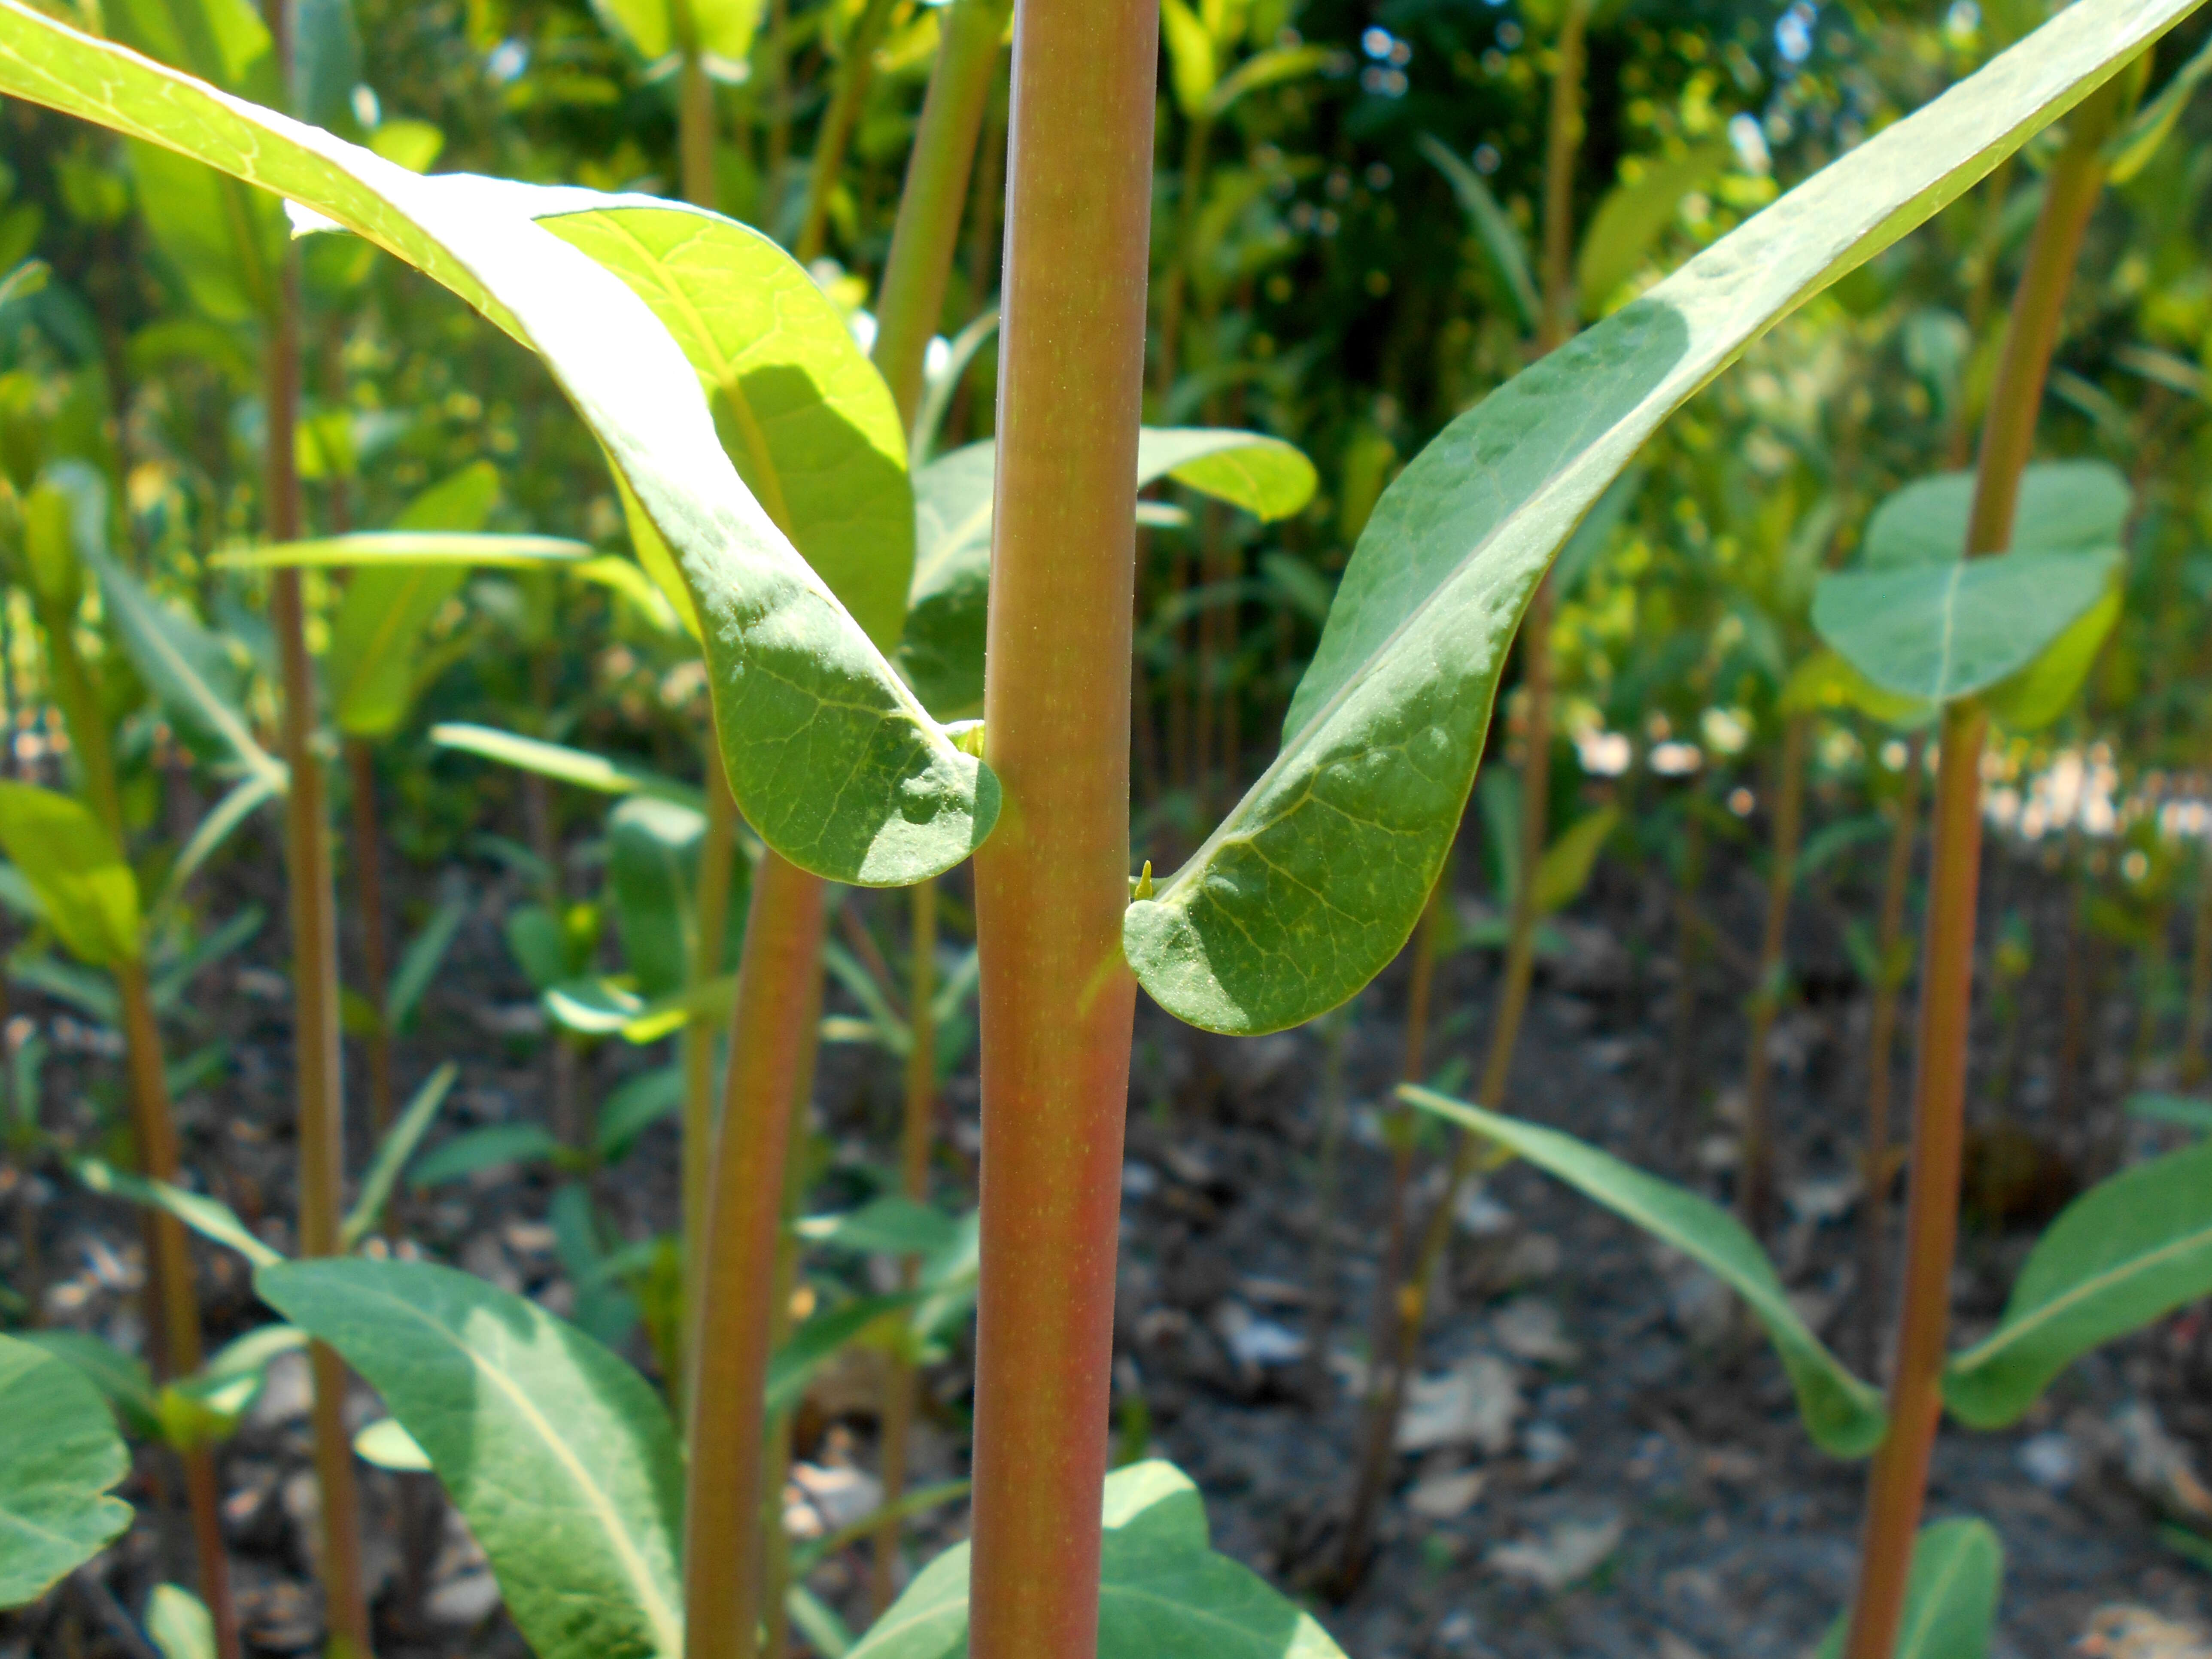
1980 581 2121 732
684 0 764 64
76 1156 284 1269
154 774 280 917
1779 648 1934 728
256 1257 684 1659
145 1583 217 1659
0 7 992 887
590 0 672 61
410 1123 564 1188
1815 1519 2002 1659
2128 1091 2212 1134
1574 142 1732 315
2108 28 2212 183
1811 549 2119 706
847 1460 1346 1659
0 1331 132 1608
1123 0 2190 1034
793 1194 959 1258
432 723 704 812
387 897 467 1032
287 0 360 130
0 782 139 966
342 1061 458 1247
353 1416 432 1471
1943 1137 2212 1429
1205 43 1332 118
1160 0 1217 117
1532 804 1617 918
1419 134 1539 335
595 1064 683 1161
214 532 590 570
1401 1085 1887 1455
128 139 286 322
766 1293 919 1416
900 428 1317 720
18 1331 162 1440
83 541 281 788
1859 460 2130 568
608 795 742 998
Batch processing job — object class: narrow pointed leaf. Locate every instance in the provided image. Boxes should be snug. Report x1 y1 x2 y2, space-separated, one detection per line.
1816 1519 2002 1659
900 427 1317 720
1532 805 1618 918
1403 1085 1887 1455
431 723 704 810
1944 1138 2212 1428
154 773 280 915
1812 548 2119 706
76 1157 283 1268
0 3 991 886
766 1293 922 1416
0 783 139 966
386 897 467 1032
1419 133 1539 334
848 1461 1346 1659
1123 0 2193 1034
256 1257 684 1659
213 532 590 569
1574 142 1732 314
410 1123 564 1187
0 1334 132 1607
342 1062 458 1248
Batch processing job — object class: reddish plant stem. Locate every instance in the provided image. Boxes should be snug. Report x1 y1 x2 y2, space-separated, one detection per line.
344 740 394 1138
683 848 826 1659
2182 851 2212 1087
1740 711 1810 1240
1841 78 2120 1659
966 1 1156 1652
1859 730 1924 1376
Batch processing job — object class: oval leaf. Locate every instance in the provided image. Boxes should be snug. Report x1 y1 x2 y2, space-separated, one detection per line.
255 1257 684 1659
1860 459 2130 568
848 1460 1346 1659
1402 1085 1887 1456
1816 1518 2003 1659
0 1331 132 1608
0 5 993 887
1944 1138 2212 1429
900 427 1317 721
1122 0 2191 1035
1812 548 2118 707
0 782 139 966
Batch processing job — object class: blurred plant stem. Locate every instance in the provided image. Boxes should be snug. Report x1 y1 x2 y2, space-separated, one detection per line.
1739 711 1810 1239
1841 75 2124 1659
794 0 898 264
1859 729 1924 1375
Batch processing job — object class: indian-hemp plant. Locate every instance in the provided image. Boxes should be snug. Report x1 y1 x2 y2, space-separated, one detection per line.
0 1 2202 1655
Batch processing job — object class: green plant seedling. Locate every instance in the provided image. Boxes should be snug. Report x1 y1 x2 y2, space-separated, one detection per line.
1815 1520 2003 1659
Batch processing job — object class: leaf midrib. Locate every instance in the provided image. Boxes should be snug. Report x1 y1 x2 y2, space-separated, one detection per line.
1949 1218 2212 1375
334 1279 681 1655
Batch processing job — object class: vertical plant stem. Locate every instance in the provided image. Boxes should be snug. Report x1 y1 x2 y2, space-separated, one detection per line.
1859 730 1923 1375
1298 1004 1353 1409
681 762 738 1355
679 50 717 211
344 740 394 1138
871 875 936 1612
1152 111 1214 404
1740 712 1810 1240
763 0 791 188
1841 79 2121 1659
1670 796 1710 1143
759 969 822 1659
966 0 1156 1650
871 0 1011 425
684 848 826 1659
794 0 899 264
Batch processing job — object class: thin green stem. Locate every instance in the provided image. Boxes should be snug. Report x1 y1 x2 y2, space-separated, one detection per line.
684 847 826 1659
966 0 1157 1650
681 763 738 1365
794 0 899 264
1741 711 1810 1240
1859 731 1924 1375
1841 77 2124 1659
679 50 717 211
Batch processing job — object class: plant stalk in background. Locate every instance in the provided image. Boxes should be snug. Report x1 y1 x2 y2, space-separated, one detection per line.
1740 711 1810 1238
1860 729 1924 1371
1841 75 2126 1659
794 0 899 264
965 0 1157 1650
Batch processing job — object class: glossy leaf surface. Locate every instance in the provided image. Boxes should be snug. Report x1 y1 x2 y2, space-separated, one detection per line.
1123 0 2193 1033
0 4 992 885
0 1332 131 1607
848 1460 1346 1659
258 1257 684 1659
1945 1138 2212 1428
1403 1086 1887 1455
900 427 1318 720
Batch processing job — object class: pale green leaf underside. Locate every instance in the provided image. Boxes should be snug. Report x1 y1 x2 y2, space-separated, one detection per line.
1860 459 2130 568
1816 1519 2002 1659
900 428 1318 720
1812 548 2118 705
1944 1138 2212 1429
0 3 991 887
848 1461 1346 1659
0 1332 132 1609
1124 0 2192 1035
1403 1087 1887 1457
213 532 590 568
257 1257 684 1659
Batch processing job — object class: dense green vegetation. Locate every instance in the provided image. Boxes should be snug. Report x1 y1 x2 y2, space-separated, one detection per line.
3 0 2212 1655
